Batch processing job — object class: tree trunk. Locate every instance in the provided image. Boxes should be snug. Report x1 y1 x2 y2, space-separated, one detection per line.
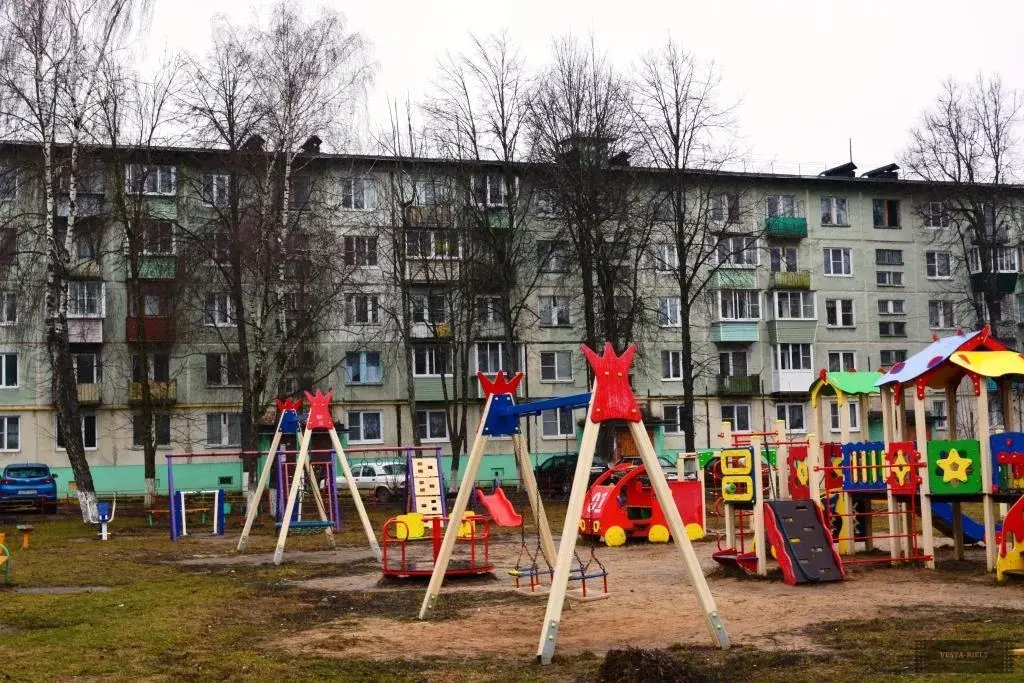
679 297 697 451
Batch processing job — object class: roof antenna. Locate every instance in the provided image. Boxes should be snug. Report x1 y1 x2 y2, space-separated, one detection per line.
849 138 853 164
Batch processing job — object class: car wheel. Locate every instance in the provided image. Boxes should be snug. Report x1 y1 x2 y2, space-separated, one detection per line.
375 487 392 504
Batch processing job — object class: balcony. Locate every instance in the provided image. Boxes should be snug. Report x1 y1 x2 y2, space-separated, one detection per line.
709 321 759 343
765 215 808 239
716 375 760 396
410 322 452 339
969 272 1018 295
413 377 455 401
57 194 103 217
125 255 178 279
709 269 757 289
404 260 460 283
403 205 453 228
769 270 811 289
76 383 101 405
70 259 101 278
767 320 817 344
125 317 176 343
771 369 815 394
129 380 177 403
68 318 103 344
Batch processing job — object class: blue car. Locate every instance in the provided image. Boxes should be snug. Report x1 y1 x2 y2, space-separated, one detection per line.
0 463 58 513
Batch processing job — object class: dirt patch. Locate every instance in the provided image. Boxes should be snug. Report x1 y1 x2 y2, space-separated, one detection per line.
173 546 378 567
11 586 111 594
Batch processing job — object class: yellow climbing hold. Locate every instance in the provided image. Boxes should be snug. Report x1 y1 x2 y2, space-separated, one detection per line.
937 448 972 484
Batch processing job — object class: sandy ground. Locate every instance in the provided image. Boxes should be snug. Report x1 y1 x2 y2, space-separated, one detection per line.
224 537 1024 662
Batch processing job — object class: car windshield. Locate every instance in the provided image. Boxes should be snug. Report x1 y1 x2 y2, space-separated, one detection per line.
382 464 404 475
6 466 49 478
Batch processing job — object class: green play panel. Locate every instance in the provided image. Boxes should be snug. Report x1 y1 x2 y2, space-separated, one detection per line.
927 439 983 495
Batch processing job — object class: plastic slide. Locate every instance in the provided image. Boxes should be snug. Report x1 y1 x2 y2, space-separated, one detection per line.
929 502 986 545
475 487 523 527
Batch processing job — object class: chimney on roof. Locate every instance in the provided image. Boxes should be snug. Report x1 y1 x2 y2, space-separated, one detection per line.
820 162 857 178
302 135 322 154
861 163 900 179
242 134 265 152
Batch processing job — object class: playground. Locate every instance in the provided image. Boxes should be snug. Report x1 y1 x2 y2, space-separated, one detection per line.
1 334 1024 680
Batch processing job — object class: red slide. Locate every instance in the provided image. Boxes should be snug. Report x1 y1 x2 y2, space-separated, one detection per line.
475 487 523 527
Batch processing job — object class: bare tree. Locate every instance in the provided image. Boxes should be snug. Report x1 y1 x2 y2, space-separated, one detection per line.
0 0 150 518
903 74 1024 331
631 39 746 450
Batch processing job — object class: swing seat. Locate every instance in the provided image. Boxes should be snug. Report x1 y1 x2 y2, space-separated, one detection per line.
275 520 333 535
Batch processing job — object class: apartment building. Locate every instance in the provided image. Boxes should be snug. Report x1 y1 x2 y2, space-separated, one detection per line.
1 143 1021 493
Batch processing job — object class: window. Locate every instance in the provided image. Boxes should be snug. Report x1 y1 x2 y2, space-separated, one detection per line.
542 407 575 438
0 228 15 265
345 351 382 385
0 415 18 450
201 173 230 207
922 201 949 228
769 247 798 272
126 164 176 195
0 353 17 387
0 166 17 200
776 403 806 432
928 300 955 329
875 249 903 266
413 178 447 206
661 350 682 380
347 410 383 443
968 246 1019 273
877 299 905 315
659 297 681 327
776 343 812 370
613 295 632 316
765 195 796 218
827 351 856 372
57 414 98 450
717 290 760 320
345 293 380 325
820 197 849 226
140 220 174 254
74 229 98 260
539 296 571 326
406 230 460 259
932 399 948 431
132 354 170 382
822 248 852 276
205 353 243 386
72 352 100 384
879 349 907 366
476 342 515 374
716 236 758 267
654 243 679 271
719 350 748 377
876 271 904 287
872 198 900 228
711 193 740 222
68 281 103 318
721 404 751 432
775 291 816 320
825 299 854 327
204 293 236 326
341 177 375 210
416 409 448 441
537 240 570 272
343 236 378 266
925 251 952 278
540 351 572 382
879 321 907 337
828 402 861 432
132 414 171 447
475 296 504 325
410 292 446 325
206 412 241 447
472 174 515 207
663 405 685 434
412 346 451 376
0 291 16 325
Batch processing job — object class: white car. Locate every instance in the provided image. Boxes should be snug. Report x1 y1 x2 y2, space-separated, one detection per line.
333 462 406 503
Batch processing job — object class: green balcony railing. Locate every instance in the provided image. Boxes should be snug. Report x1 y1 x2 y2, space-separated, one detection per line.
969 272 1018 295
769 270 811 289
765 215 808 239
716 375 760 395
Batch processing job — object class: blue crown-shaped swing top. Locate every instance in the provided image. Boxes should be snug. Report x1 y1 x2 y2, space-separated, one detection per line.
279 410 303 434
482 392 592 438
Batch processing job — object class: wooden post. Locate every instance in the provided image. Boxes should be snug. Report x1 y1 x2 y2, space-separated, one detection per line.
1001 379 1014 431
237 427 284 551
273 427 315 565
914 389 936 569
836 394 855 555
326 427 381 561
946 385 958 440
976 384 997 572
880 385 900 562
513 433 557 568
858 394 875 552
717 420 732 449
419 396 494 618
776 418 790 501
752 436 767 576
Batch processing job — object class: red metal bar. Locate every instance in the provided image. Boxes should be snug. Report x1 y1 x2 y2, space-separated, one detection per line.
842 554 932 565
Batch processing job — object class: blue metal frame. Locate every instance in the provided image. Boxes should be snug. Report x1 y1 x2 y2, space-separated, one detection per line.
482 393 591 437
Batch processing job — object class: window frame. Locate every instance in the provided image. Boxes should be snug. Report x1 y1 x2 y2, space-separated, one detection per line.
132 413 172 447
928 300 956 330
824 298 855 328
345 293 380 325
822 247 853 276
775 343 813 371
720 404 751 432
872 198 901 228
717 289 761 321
68 280 104 318
204 292 236 327
0 352 17 388
539 351 573 383
126 164 177 196
662 404 685 434
0 414 19 451
776 403 806 433
876 270 905 287
340 177 376 211
658 296 682 327
0 291 17 325
774 290 816 320
879 320 908 338
205 412 242 447
539 295 571 327
827 351 856 372
57 413 98 450
925 250 953 279
345 351 383 386
343 235 379 267
200 173 230 207
416 408 449 442
412 346 453 377
661 350 683 381
541 406 576 439
347 410 384 444
828 401 861 432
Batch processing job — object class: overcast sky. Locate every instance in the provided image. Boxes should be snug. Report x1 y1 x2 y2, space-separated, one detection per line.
148 0 1024 175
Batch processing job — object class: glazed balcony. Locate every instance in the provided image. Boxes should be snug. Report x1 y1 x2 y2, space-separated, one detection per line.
709 321 759 343
771 369 815 394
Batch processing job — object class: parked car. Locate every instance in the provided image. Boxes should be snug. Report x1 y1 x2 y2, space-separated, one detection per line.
533 455 607 494
0 463 58 513
617 455 679 480
332 462 406 503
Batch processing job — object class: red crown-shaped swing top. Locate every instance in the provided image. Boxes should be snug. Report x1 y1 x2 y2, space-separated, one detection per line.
477 371 524 399
303 389 335 430
581 342 640 423
275 397 302 413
